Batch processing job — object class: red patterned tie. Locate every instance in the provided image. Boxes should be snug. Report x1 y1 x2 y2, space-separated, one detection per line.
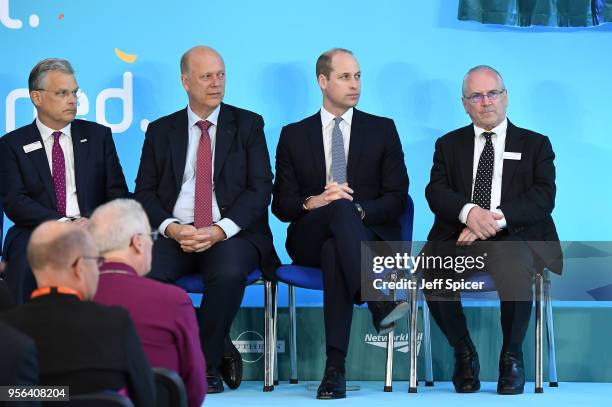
51 131 66 216
194 120 213 228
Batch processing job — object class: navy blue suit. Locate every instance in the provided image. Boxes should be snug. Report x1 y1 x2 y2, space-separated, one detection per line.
0 120 128 303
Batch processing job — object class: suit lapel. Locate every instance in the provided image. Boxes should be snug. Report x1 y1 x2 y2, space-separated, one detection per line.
214 104 237 182
169 108 189 194
23 121 56 206
71 120 89 211
500 120 524 202
346 109 364 185
306 112 326 185
458 125 475 198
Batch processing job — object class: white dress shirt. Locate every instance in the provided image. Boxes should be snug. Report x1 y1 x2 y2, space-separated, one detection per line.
36 118 80 219
320 107 353 183
159 105 240 239
459 118 508 229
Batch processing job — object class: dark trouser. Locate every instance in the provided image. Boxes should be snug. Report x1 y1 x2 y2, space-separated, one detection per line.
286 200 377 356
149 235 259 369
2 228 36 305
424 234 535 351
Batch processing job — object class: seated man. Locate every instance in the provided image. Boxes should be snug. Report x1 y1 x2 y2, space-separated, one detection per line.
90 199 206 407
1 262 15 311
0 221 155 406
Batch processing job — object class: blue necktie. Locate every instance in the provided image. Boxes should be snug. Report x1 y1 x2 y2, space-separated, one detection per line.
331 117 347 183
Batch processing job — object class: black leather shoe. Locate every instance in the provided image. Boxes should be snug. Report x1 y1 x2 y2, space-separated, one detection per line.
206 369 224 394
316 366 346 399
221 338 243 390
368 300 409 334
497 351 525 395
452 337 480 393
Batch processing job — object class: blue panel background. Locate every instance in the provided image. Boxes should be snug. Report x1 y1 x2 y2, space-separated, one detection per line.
2 0 611 306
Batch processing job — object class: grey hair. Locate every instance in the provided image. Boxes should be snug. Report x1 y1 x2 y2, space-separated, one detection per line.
28 58 75 92
316 48 354 79
89 199 150 255
462 65 505 96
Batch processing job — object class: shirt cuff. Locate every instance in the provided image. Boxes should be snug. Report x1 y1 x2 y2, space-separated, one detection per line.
492 208 507 229
159 218 181 237
215 218 241 240
58 217 71 223
459 203 477 224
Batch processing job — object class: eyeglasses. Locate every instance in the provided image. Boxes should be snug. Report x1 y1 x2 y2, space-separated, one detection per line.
78 256 105 267
139 231 159 242
36 88 83 99
464 89 506 104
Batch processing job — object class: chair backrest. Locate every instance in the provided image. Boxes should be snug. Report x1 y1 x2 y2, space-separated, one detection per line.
153 367 187 407
1 201 4 259
68 392 134 407
400 194 415 243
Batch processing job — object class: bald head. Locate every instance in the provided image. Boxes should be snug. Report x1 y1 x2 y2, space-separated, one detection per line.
28 221 95 272
180 46 224 75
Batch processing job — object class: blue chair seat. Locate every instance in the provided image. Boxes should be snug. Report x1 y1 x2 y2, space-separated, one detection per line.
276 265 323 290
175 269 262 293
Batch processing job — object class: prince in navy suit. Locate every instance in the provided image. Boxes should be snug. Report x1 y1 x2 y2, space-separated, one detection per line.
0 58 128 304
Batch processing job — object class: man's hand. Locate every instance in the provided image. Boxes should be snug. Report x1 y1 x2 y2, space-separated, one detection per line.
166 223 226 253
456 227 478 246
466 206 504 240
304 182 353 210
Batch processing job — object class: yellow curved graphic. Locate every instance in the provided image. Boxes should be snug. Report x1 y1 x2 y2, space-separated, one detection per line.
114 48 138 64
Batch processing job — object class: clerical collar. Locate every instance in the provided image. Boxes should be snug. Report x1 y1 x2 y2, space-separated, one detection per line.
99 262 138 276
31 286 84 301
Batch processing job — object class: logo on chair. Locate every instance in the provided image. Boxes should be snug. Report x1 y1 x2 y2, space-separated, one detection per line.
364 331 422 354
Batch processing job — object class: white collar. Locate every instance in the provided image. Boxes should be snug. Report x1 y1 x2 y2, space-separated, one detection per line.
187 104 221 129
36 117 72 142
320 106 354 128
473 118 508 139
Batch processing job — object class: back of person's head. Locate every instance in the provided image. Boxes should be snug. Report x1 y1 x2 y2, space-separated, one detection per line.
27 221 100 300
89 199 153 275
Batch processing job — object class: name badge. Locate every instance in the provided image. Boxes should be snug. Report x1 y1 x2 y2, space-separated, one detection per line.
80 138 88 143
23 141 43 153
503 152 521 160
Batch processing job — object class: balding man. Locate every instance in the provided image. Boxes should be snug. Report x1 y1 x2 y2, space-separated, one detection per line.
423 65 562 395
90 199 206 407
0 221 155 406
0 58 128 304
135 45 279 393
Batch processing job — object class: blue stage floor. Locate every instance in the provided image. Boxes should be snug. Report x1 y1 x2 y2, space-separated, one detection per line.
205 381 611 407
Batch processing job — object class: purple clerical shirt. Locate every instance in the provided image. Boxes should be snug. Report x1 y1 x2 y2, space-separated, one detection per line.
94 262 206 407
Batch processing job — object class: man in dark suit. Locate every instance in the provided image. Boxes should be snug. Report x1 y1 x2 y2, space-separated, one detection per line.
423 65 562 395
135 45 279 393
0 321 39 390
0 221 155 406
272 48 410 399
0 58 128 305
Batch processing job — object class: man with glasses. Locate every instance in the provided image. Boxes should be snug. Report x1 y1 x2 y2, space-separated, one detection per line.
423 65 562 395
0 58 128 305
90 199 206 407
0 221 155 405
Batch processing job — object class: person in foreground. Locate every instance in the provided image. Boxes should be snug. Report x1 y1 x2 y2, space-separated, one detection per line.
423 65 562 395
90 198 207 407
272 48 410 399
0 221 155 405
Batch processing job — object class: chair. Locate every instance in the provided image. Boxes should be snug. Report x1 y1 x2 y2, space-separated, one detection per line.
410 268 558 393
67 392 134 407
274 195 416 391
153 367 187 407
175 269 277 392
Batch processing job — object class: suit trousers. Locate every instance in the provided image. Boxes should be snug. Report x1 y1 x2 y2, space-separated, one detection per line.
424 233 535 350
286 200 377 356
148 234 259 369
2 228 36 305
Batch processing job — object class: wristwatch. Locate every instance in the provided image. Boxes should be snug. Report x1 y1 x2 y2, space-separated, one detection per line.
355 203 365 220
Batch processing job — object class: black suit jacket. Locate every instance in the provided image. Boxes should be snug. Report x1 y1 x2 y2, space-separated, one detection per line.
0 120 128 255
272 109 409 241
425 120 562 273
0 293 155 406
0 321 39 387
134 103 279 277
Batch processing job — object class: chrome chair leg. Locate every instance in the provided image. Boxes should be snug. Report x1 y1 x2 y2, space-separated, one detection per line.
263 280 276 391
544 270 558 387
535 273 544 393
421 296 434 386
409 274 418 393
384 327 395 392
288 284 298 384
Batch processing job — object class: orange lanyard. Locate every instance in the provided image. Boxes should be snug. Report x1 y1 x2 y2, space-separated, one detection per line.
31 286 84 301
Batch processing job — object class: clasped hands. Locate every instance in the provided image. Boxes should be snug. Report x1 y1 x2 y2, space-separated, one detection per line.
457 206 504 246
166 223 226 253
303 182 353 210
